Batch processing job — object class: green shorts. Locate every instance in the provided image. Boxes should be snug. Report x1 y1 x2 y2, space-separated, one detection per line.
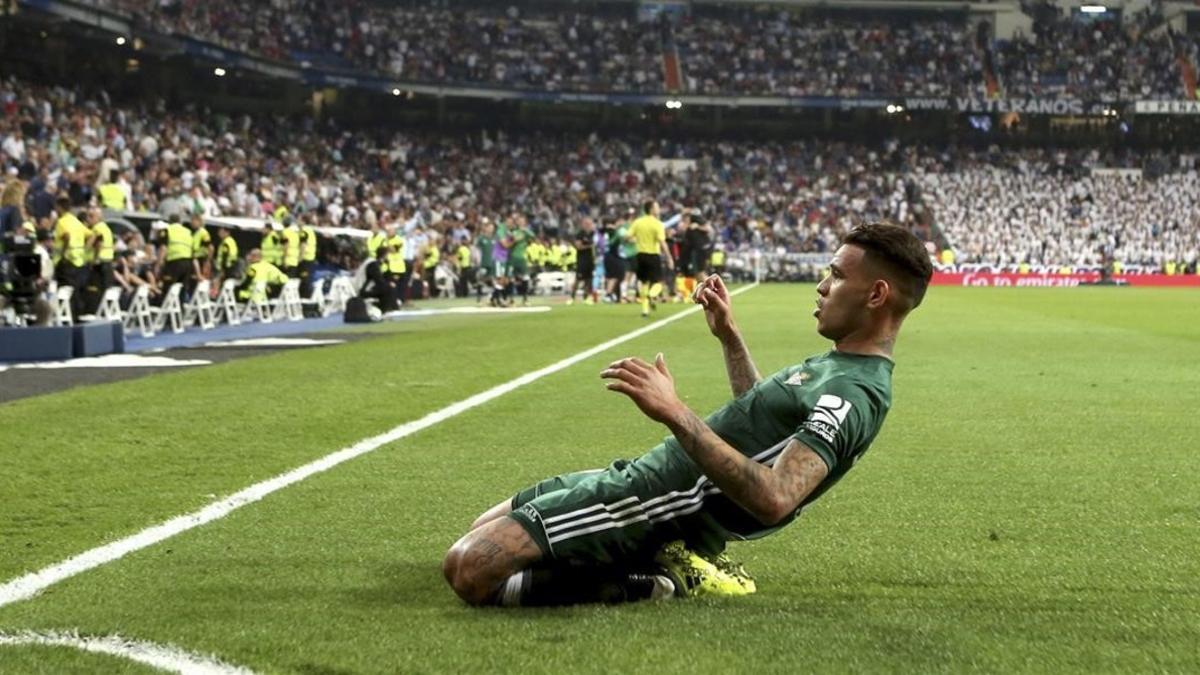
507 450 729 566
506 260 529 277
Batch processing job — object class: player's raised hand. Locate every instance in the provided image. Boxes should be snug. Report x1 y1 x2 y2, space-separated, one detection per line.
693 274 736 341
601 353 685 425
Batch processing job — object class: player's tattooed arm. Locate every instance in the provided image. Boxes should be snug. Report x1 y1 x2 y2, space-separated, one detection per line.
666 409 828 526
694 274 760 396
721 331 761 397
602 354 823 524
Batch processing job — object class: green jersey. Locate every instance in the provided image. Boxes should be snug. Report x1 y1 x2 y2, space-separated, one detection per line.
509 349 893 563
509 227 533 259
617 222 638 259
654 350 893 539
476 235 495 270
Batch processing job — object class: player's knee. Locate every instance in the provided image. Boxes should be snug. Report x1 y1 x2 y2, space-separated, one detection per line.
442 537 500 606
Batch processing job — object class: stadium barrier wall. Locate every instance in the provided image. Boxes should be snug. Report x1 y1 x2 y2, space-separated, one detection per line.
931 272 1200 288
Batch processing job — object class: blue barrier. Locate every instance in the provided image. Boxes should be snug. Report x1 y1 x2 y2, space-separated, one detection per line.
72 321 123 358
0 325 75 362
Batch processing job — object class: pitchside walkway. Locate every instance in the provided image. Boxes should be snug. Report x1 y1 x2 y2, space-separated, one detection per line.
123 305 550 353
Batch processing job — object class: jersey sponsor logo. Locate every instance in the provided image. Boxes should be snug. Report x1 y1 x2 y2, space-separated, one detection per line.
802 394 852 443
784 370 811 386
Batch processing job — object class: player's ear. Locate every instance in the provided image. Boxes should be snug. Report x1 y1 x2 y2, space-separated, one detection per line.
866 278 890 310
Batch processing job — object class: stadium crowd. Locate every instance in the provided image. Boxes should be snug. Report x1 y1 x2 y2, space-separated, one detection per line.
3 72 1198 323
80 0 1200 99
919 164 1200 271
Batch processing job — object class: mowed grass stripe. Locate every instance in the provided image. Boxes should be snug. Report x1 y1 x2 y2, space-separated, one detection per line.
0 305 698 581
3 286 1197 674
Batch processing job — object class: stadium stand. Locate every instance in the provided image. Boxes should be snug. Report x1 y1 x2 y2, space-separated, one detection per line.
2 71 1197 296
75 0 1200 99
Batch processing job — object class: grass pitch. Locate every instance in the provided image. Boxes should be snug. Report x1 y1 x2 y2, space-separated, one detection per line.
1 284 1198 673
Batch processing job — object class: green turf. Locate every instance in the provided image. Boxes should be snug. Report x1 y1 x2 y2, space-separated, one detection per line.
2 285 1198 673
0 646 160 674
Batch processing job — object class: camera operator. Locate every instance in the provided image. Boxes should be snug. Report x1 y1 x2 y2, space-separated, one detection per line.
0 179 52 326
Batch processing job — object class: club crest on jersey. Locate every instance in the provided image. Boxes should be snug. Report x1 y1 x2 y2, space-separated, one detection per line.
802 394 852 443
784 370 811 386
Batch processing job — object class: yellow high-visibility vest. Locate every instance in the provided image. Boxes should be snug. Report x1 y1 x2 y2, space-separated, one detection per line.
368 231 388 258
261 231 282 265
92 222 115 262
217 236 239 272
166 223 193 262
301 225 318 262
59 216 89 267
98 183 127 210
387 234 406 274
192 226 212 260
282 227 301 267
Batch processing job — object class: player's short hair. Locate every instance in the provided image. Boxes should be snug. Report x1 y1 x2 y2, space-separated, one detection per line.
642 200 655 215
843 223 933 313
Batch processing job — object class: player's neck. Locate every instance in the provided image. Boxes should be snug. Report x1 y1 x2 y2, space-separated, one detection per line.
833 324 898 360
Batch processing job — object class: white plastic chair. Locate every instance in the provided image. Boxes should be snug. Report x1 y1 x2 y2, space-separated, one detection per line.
53 286 74 326
240 281 272 323
325 276 356 314
213 279 242 326
182 279 216 330
151 283 185 334
94 286 124 324
434 267 456 298
271 279 304 322
124 285 155 337
535 272 567 296
305 279 328 317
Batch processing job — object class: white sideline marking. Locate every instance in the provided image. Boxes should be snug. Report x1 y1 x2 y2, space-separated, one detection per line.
0 354 211 372
0 630 254 674
383 305 551 319
201 338 345 348
0 284 758 608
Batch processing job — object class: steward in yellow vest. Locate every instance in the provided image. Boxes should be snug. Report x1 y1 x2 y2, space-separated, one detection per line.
282 221 301 274
84 207 115 311
237 249 289 301
53 197 90 318
98 181 126 210
299 221 318 298
455 242 472 298
190 213 213 280
367 224 388 260
711 248 726 273
155 219 195 294
214 226 241 292
387 230 407 278
261 222 283 266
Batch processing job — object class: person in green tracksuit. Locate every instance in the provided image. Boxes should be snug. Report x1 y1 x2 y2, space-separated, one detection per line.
474 221 496 303
504 216 534 305
442 223 934 607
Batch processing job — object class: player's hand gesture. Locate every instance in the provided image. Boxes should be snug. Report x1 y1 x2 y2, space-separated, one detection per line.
602 353 685 426
693 274 736 341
